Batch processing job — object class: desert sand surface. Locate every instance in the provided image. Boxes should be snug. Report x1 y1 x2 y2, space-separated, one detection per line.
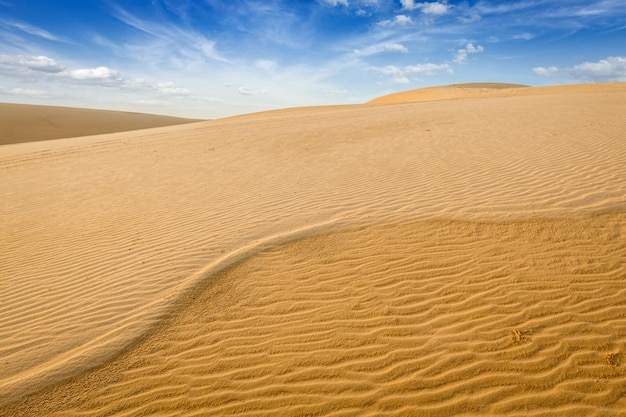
1 82 625 416
0 103 202 145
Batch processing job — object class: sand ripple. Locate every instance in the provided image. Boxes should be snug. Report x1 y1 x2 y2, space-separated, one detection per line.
6 215 626 416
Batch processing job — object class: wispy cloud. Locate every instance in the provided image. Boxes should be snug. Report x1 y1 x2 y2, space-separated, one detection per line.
0 19 70 43
469 0 623 24
354 42 409 56
110 4 231 64
542 0 625 18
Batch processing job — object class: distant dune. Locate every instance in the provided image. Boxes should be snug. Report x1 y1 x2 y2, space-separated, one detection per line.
367 82 626 105
1 82 625 416
0 103 202 145
367 82 529 104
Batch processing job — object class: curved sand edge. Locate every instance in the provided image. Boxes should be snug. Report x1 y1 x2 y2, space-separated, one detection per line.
4 213 626 416
1 83 625 414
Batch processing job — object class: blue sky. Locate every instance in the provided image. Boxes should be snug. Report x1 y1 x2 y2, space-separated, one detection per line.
0 0 624 118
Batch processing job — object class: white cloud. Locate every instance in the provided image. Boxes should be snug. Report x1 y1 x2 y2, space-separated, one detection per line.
400 1 451 15
384 43 409 53
369 65 409 83
0 55 65 73
454 43 484 64
369 62 452 83
321 0 349 6
421 2 451 15
255 59 279 71
569 56 626 81
378 15 414 27
67 66 121 81
238 86 255 95
466 43 483 53
532 57 626 81
532 66 558 75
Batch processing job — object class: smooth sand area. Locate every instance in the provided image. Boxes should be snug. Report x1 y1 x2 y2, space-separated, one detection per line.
1 82 625 415
0 103 202 145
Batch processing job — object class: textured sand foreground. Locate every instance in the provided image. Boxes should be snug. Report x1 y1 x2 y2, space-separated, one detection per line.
0 103 201 145
1 83 625 415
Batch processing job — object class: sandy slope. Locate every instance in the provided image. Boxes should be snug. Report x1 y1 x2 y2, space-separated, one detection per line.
1 83 625 416
0 103 202 145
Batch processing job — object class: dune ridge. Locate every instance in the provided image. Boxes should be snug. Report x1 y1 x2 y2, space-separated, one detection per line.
367 82 626 104
0 103 202 145
1 82 625 415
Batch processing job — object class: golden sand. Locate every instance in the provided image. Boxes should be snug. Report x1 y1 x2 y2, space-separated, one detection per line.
1 83 625 416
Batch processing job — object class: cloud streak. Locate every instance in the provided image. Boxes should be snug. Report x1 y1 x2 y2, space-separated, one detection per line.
110 5 231 64
0 19 70 43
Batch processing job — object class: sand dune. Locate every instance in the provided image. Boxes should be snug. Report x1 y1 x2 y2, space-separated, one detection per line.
0 103 202 145
367 82 626 104
1 82 625 416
